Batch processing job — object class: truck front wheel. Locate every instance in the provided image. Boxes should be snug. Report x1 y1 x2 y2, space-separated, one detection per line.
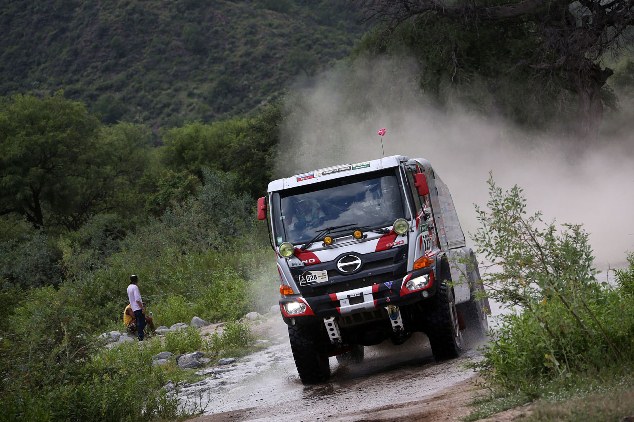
288 324 330 384
425 281 463 361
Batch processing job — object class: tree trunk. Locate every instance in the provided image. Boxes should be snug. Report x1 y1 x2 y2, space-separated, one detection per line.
572 64 613 142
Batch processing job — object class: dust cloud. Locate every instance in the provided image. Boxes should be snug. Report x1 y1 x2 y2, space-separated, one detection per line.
276 56 634 270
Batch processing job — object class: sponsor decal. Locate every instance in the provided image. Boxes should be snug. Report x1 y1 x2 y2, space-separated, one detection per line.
352 162 370 170
296 162 371 182
298 270 328 286
384 281 393 289
422 234 432 251
319 164 352 176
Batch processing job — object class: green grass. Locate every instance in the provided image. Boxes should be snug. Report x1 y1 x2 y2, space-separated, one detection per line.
467 364 634 421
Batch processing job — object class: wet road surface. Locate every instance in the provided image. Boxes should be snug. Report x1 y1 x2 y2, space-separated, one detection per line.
180 318 483 422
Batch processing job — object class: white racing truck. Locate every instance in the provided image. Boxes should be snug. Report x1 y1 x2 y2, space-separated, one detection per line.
257 155 489 384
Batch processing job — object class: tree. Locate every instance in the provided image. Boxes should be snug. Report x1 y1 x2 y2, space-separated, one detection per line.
0 93 101 229
359 0 633 140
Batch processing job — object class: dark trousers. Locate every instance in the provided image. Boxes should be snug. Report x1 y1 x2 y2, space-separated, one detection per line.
133 309 146 341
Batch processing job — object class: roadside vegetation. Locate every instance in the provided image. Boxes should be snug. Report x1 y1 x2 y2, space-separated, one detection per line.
468 178 634 421
0 93 279 421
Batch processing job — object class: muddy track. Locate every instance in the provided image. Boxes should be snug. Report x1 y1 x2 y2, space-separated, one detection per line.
182 317 488 422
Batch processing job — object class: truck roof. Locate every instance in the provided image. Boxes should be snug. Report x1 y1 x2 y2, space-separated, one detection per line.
268 155 409 192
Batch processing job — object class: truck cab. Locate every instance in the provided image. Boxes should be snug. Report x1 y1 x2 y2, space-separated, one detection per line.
258 155 489 384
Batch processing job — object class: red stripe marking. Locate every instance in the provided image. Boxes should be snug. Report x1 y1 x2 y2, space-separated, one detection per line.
372 284 379 293
375 232 398 252
329 293 338 302
294 248 321 265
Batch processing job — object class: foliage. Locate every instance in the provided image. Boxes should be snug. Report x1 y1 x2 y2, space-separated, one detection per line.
165 326 203 354
0 93 101 229
0 337 180 422
615 252 634 296
358 0 633 139
0 95 153 231
208 321 255 358
0 0 365 126
472 177 634 393
161 102 282 198
354 17 578 134
0 216 63 288
0 285 97 401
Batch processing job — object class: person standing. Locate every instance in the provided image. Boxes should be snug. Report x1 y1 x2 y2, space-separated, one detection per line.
127 274 146 341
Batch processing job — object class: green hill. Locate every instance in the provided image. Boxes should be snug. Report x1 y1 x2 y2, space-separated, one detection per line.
0 0 364 127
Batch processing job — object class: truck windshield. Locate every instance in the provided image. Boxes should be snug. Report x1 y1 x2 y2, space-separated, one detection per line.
272 169 407 245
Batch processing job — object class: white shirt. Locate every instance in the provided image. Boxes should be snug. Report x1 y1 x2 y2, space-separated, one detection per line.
127 284 143 312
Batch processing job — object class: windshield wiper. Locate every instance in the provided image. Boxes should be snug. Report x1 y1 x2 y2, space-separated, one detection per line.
355 224 391 234
300 224 356 250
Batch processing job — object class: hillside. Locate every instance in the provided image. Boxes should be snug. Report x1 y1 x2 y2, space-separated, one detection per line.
0 0 364 127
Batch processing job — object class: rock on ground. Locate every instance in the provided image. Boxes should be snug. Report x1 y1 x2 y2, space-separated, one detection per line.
191 316 209 328
244 312 260 321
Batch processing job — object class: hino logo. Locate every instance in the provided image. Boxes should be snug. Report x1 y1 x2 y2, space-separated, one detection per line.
336 254 362 274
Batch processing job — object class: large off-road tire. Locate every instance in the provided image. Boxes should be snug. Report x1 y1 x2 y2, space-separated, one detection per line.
424 265 463 361
458 256 490 346
335 345 364 365
288 324 330 384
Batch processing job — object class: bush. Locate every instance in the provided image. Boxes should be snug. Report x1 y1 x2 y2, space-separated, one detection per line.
616 252 634 296
473 178 634 392
165 326 203 354
208 321 254 358
153 295 196 328
0 218 63 289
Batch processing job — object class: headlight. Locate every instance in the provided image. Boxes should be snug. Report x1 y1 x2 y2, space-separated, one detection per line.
283 301 307 315
279 242 295 258
405 274 430 291
393 218 409 235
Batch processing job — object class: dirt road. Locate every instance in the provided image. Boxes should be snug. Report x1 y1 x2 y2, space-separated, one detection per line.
181 316 490 422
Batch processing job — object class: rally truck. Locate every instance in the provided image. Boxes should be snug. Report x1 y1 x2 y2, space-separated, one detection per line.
257 155 489 384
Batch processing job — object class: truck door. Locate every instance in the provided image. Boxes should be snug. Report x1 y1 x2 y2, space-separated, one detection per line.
403 166 436 263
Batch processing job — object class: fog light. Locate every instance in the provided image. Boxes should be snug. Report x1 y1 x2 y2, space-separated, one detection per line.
283 301 307 315
406 274 430 291
279 242 294 258
422 290 430 298
323 236 333 246
393 218 409 235
353 230 363 239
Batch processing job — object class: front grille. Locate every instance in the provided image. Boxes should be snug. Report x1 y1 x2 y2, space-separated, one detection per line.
295 245 408 296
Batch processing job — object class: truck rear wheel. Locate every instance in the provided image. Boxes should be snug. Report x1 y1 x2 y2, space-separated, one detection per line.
425 280 463 361
336 345 364 365
288 324 330 384
459 257 490 345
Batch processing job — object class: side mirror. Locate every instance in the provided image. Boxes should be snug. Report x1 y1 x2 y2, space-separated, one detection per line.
257 197 267 220
414 173 429 196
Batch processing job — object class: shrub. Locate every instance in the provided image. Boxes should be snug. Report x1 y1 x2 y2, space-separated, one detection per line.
165 326 203 354
153 295 196 328
208 321 254 358
473 178 634 391
615 252 634 296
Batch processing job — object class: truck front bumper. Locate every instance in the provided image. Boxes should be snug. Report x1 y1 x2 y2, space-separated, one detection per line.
279 267 436 323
